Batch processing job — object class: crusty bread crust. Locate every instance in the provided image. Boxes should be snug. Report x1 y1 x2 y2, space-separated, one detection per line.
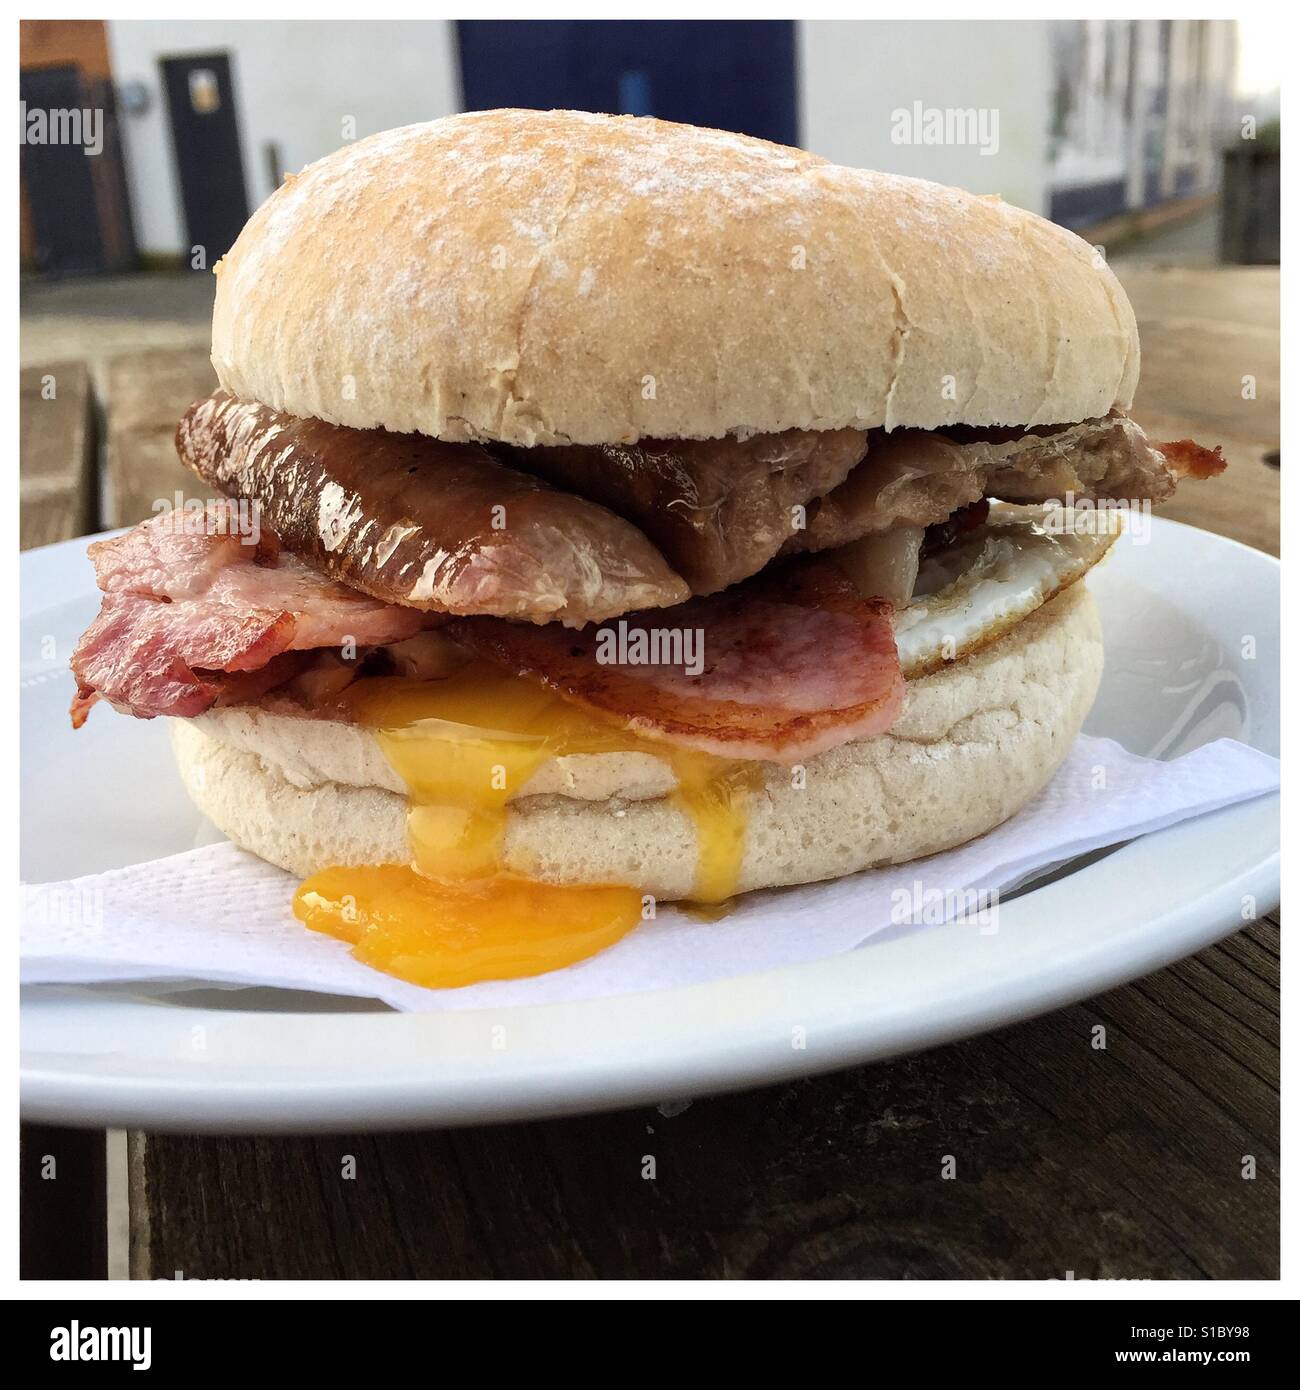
211 109 1139 448
170 585 1103 898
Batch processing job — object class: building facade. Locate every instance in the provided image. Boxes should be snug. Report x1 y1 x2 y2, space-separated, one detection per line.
20 19 1243 269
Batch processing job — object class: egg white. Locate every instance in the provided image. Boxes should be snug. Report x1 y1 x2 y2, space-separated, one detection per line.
894 505 1120 678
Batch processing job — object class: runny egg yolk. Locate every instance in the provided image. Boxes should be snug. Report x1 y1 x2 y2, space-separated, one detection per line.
293 867 649 990
292 662 757 987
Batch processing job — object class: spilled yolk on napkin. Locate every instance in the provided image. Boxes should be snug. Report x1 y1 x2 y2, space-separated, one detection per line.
292 664 754 988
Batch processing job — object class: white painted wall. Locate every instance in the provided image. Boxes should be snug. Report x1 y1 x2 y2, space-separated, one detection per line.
108 18 1064 254
106 20 459 255
798 20 1052 214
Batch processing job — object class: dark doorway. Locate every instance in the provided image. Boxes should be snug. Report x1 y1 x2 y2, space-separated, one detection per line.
457 20 798 147
160 52 250 265
20 65 105 275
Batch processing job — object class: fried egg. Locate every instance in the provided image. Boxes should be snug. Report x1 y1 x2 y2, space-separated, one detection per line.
894 505 1120 678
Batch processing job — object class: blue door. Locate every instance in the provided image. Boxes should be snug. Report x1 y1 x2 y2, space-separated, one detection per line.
457 20 798 147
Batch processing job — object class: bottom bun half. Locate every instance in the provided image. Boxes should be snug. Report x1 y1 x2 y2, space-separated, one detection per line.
170 583 1103 898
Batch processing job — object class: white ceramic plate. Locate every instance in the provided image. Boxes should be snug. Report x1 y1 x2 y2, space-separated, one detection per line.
20 518 1279 1132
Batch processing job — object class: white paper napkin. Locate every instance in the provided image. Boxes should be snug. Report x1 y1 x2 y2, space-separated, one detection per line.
20 736 1278 1013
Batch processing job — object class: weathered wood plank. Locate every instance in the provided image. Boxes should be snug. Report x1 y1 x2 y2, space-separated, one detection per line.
19 361 94 549
1113 266 1279 556
104 347 216 527
128 914 1279 1280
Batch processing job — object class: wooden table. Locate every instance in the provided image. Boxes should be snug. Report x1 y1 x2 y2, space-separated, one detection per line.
20 267 1279 1279
1114 265 1279 557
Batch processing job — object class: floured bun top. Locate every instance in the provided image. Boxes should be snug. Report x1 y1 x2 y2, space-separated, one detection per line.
211 108 1140 447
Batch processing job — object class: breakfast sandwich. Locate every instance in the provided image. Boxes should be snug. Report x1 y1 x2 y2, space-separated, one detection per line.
68 109 1225 986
